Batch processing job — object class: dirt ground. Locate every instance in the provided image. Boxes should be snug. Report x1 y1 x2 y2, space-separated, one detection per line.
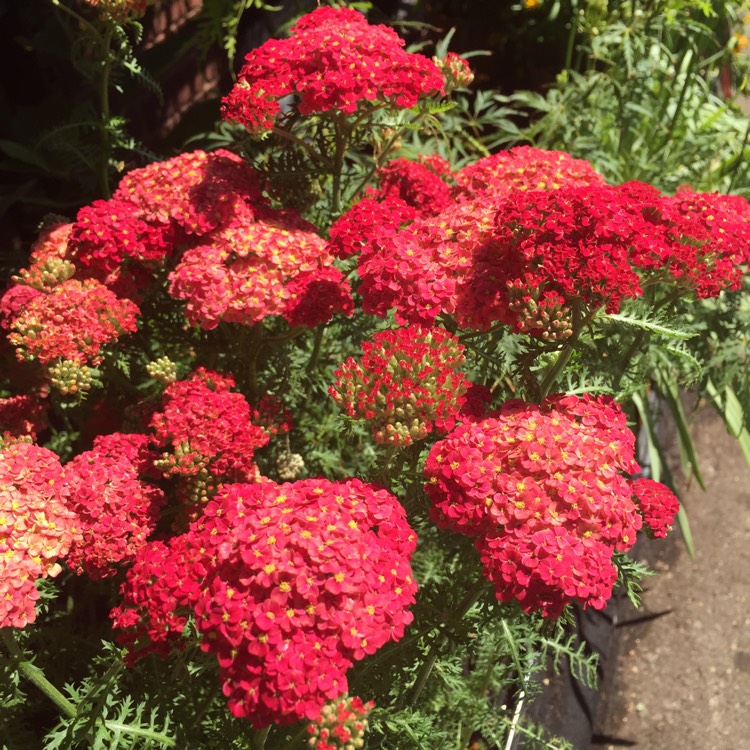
590 406 750 750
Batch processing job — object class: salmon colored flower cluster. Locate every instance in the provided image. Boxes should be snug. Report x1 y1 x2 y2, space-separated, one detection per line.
454 145 605 200
424 394 678 617
149 368 269 505
307 695 375 750
112 478 417 726
7 278 139 366
434 51 474 92
0 442 78 628
169 204 352 329
330 326 471 446
222 7 444 133
63 433 165 579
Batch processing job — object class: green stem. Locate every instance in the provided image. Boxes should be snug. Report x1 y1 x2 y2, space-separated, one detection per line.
99 24 115 198
306 326 325 373
272 125 330 168
1 629 77 720
563 0 579 73
274 724 309 750
252 725 271 750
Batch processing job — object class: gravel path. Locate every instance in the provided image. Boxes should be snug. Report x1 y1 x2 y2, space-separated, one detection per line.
591 407 750 749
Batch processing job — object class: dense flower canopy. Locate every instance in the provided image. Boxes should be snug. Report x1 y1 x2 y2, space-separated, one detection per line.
222 6 444 132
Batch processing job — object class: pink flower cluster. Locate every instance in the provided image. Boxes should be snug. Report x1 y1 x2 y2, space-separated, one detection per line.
0 394 48 441
222 7 444 132
424 394 679 617
307 695 375 750
0 442 79 628
368 157 454 217
63 433 165 579
330 325 471 446
149 368 269 506
111 478 417 726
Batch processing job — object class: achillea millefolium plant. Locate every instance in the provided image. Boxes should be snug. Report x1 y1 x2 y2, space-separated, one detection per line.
2 5 744 749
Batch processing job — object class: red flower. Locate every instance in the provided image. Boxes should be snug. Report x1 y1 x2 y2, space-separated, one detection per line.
8 278 139 367
64 433 165 579
112 478 417 727
424 394 649 616
632 478 680 538
222 7 444 132
331 325 471 446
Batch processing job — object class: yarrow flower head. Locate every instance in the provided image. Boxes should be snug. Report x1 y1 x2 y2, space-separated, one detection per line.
8 278 139 367
112 478 417 726
423 394 675 617
149 368 269 507
0 442 78 628
222 7 444 133
113 149 266 245
307 695 375 750
631 478 679 538
368 157 453 217
433 52 474 93
330 326 472 446
168 204 352 329
63 433 165 579
454 146 605 201
0 394 48 442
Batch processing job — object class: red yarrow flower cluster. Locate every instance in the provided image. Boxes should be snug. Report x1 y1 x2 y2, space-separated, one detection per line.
8 278 139 366
307 695 375 750
368 157 453 217
424 394 674 617
632 478 680 538
149 368 269 505
330 326 471 446
222 7 444 133
112 478 417 726
63 433 165 579
0 442 78 628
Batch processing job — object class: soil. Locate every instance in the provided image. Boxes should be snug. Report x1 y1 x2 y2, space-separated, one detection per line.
590 406 750 750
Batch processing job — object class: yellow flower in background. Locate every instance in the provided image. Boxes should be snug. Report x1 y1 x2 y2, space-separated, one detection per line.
733 31 749 54
524 0 542 8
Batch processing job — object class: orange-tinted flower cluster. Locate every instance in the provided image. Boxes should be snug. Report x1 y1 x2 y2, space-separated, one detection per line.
330 326 471 446
8 278 139 366
149 369 269 505
112 478 417 726
222 6 444 133
424 394 678 617
307 695 374 750
63 433 165 579
168 204 352 329
0 442 78 628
